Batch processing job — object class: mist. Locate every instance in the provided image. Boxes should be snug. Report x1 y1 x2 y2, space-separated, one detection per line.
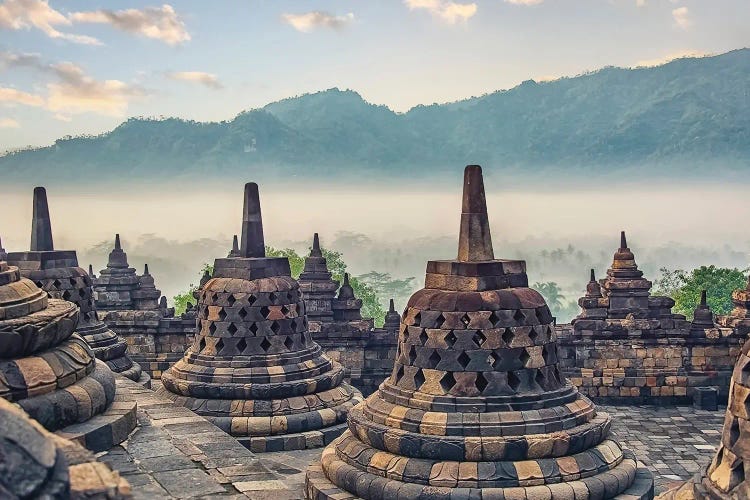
2 179 749 323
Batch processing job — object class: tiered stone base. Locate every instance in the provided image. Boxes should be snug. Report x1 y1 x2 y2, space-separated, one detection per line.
238 421 351 452
79 320 144 383
56 395 137 452
305 456 655 499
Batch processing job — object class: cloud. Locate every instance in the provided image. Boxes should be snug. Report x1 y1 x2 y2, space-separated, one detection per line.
70 5 190 45
0 117 20 128
165 71 222 89
0 0 100 44
281 11 354 32
634 50 709 68
504 0 544 5
0 51 145 116
0 87 45 107
53 113 71 122
405 0 477 24
672 7 692 29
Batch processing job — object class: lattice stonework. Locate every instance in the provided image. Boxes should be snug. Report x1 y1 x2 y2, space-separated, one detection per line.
157 182 362 452
305 165 655 500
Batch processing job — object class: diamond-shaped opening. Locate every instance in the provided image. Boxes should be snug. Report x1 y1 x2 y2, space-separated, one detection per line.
53 279 61 288
238 307 248 319
472 331 487 347
408 345 417 365
488 311 500 327
211 293 219 303
457 351 471 369
260 306 270 318
419 329 428 345
215 338 224 352
281 305 289 316
535 369 546 389
271 321 280 334
461 313 471 327
476 372 488 393
249 323 259 334
218 308 227 321
519 349 531 367
542 345 550 363
284 336 294 350
513 309 525 323
394 365 404 383
227 323 238 335
198 337 206 352
227 295 236 306
287 292 294 301
439 372 456 393
729 418 741 448
208 322 217 335
237 337 247 353
269 292 277 303
290 319 297 330
69 278 77 286
248 295 257 305
413 312 421 326
35 280 44 289
502 329 513 345
529 327 539 343
445 330 457 347
427 350 441 369
78 288 87 298
414 368 426 389
508 371 521 391
488 351 500 369
435 313 445 329
260 337 272 352
62 290 72 300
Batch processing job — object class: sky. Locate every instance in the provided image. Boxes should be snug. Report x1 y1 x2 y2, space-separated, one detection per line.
0 0 748 151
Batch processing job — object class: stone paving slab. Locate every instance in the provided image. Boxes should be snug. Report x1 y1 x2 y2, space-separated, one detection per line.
103 378 725 498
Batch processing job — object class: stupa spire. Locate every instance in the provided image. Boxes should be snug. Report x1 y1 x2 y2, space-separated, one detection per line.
388 298 395 312
700 289 707 307
114 233 121 251
311 232 322 257
590 268 596 282
30 187 54 251
620 230 627 250
240 182 265 258
457 165 494 262
143 263 150 276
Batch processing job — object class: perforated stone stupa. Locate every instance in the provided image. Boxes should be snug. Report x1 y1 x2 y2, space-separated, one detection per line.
306 165 654 499
658 336 750 499
6 188 144 384
157 182 362 452
0 258 136 449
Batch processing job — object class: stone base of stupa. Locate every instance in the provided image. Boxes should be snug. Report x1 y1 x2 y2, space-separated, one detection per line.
306 432 655 500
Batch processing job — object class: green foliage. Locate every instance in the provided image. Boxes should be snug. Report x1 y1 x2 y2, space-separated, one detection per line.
533 281 579 323
265 246 304 277
358 271 417 307
653 265 748 319
173 263 213 316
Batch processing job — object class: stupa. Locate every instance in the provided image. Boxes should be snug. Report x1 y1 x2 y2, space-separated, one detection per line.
0 258 136 448
658 337 750 499
690 290 716 336
0 397 131 499
157 182 362 452
6 188 144 383
572 233 690 337
298 233 339 323
94 235 162 311
383 298 401 333
306 165 654 499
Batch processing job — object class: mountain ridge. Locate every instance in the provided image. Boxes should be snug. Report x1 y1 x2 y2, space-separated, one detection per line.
2 48 749 182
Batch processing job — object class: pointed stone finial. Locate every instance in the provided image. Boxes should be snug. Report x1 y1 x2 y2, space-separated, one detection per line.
240 183 265 258
30 186 54 251
343 273 350 286
311 233 322 257
88 264 94 276
114 233 121 250
232 235 239 252
700 289 707 307
144 263 150 276
457 165 494 262
389 298 396 312
590 269 596 282
620 231 627 250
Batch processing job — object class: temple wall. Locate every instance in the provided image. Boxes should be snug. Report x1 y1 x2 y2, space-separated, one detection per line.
555 323 744 404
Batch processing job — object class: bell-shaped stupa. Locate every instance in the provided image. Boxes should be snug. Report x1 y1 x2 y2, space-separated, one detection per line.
6 188 143 383
157 182 362 452
306 165 654 499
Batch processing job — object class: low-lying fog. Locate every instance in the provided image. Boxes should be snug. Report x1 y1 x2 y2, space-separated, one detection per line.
2 180 749 323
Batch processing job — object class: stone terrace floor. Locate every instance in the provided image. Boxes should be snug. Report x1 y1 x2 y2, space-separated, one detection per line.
103 378 725 499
